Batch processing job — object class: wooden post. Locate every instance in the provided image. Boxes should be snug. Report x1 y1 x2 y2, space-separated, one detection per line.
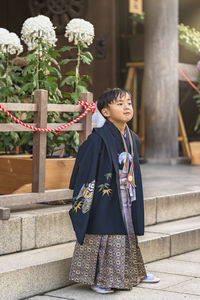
144 0 179 163
79 92 93 146
0 207 10 220
32 90 48 192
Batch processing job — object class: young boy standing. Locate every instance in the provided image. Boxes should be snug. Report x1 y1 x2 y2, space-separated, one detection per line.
69 88 159 294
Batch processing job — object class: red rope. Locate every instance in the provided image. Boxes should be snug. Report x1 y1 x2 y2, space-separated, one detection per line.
178 66 200 94
0 100 96 132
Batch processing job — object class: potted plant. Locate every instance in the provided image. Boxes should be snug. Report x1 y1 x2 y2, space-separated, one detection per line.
0 16 95 194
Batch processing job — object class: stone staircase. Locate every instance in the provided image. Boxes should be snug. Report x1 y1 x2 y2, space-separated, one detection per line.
0 191 200 300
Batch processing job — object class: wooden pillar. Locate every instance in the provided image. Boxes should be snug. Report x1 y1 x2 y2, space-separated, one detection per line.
32 90 48 192
144 0 179 163
79 92 93 146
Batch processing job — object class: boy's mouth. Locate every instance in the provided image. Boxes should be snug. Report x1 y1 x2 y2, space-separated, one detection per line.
124 112 131 115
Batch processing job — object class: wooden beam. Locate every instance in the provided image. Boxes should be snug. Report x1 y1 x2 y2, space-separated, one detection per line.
0 103 36 111
126 62 144 68
126 62 198 82
0 103 86 112
47 123 83 131
0 123 83 132
0 189 73 207
0 123 36 132
32 90 48 193
125 66 134 91
47 104 83 112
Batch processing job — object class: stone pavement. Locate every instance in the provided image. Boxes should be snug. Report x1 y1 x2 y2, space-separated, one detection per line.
140 163 200 197
27 248 200 300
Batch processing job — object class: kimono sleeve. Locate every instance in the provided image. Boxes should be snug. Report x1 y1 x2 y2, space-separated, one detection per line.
69 132 102 244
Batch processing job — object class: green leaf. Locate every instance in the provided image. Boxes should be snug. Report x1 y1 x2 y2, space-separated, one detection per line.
22 65 36 76
80 54 91 64
49 57 60 66
76 85 88 94
60 76 76 87
25 53 37 63
66 71 75 76
21 83 34 92
59 46 76 52
81 75 93 85
83 51 93 60
60 58 75 65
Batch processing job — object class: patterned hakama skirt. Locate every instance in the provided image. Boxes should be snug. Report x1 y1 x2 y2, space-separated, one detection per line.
69 170 147 289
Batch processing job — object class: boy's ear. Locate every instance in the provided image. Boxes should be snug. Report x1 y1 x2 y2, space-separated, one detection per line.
102 107 110 118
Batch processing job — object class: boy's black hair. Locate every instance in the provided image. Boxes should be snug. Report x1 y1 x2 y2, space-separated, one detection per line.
96 88 132 116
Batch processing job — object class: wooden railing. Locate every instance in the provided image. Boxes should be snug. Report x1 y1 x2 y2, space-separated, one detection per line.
0 90 93 220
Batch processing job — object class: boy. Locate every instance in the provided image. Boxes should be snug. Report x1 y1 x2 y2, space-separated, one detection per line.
69 88 160 294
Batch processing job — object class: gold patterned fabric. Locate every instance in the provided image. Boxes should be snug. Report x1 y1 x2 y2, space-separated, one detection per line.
69 171 147 289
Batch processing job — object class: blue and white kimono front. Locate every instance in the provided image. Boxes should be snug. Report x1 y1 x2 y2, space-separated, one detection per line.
69 119 145 245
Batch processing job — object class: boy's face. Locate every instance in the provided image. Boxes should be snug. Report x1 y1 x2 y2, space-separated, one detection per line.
102 92 133 124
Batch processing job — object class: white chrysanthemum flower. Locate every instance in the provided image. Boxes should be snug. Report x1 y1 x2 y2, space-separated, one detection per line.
21 15 57 50
0 29 23 55
65 18 94 46
0 28 9 37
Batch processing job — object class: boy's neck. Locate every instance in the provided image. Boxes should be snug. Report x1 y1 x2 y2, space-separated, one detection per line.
108 119 127 135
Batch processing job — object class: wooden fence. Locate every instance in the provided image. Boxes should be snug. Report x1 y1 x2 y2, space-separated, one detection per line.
0 90 93 220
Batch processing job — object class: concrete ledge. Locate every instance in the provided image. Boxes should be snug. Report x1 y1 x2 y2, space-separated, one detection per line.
0 242 75 300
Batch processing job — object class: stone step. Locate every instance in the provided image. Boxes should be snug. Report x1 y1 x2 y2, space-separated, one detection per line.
0 242 75 300
144 190 200 225
139 215 200 263
1 215 200 300
1 190 200 257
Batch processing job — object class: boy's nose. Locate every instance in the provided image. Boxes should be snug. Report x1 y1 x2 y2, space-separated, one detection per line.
124 102 130 109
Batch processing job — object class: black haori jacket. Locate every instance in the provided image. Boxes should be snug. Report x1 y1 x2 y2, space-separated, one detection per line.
69 120 145 244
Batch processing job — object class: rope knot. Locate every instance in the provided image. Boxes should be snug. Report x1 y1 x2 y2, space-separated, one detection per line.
79 100 96 114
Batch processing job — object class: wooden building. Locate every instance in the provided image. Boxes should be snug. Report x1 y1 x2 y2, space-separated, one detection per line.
0 0 200 162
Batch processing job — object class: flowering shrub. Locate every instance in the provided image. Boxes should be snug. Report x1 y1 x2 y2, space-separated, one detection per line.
0 16 94 155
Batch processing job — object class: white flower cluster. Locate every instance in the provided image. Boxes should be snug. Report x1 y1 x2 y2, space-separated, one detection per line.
179 23 200 55
21 15 57 50
0 28 23 55
65 18 94 46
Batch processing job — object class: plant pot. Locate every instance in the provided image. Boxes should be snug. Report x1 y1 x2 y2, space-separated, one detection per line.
0 155 75 194
189 142 200 165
